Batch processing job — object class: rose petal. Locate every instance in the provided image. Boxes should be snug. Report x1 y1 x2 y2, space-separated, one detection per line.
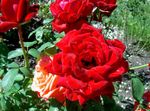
0 21 17 32
52 18 67 33
17 0 28 22
58 75 87 90
1 0 18 21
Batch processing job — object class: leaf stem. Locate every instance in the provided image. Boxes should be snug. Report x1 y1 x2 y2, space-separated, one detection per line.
18 25 29 68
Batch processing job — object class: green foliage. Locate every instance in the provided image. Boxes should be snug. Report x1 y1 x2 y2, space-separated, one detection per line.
8 48 23 59
49 99 64 111
83 100 104 111
66 100 82 111
131 77 144 102
28 48 40 58
0 42 9 69
19 67 31 76
24 41 37 48
38 42 54 52
102 97 123 111
2 69 18 92
0 1 64 110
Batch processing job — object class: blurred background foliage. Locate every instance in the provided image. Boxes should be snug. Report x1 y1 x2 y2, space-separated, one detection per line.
107 0 150 50
0 0 150 110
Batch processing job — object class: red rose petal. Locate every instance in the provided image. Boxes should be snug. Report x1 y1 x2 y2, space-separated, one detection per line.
17 0 28 22
0 21 17 32
1 0 18 21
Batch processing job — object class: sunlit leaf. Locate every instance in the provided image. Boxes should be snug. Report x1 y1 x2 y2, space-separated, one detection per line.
24 41 37 48
7 62 19 68
15 74 24 81
28 48 40 58
2 69 18 92
20 67 31 76
8 48 23 59
38 42 54 52
49 99 63 111
43 18 53 24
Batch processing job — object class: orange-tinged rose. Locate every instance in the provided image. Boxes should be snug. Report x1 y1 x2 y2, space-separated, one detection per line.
31 56 65 103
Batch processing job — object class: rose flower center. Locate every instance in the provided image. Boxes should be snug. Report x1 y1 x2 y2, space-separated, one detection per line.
81 57 97 69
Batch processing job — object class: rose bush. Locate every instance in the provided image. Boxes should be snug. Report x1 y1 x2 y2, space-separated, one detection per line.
0 0 39 32
50 0 93 33
31 56 65 103
50 24 128 104
0 0 149 110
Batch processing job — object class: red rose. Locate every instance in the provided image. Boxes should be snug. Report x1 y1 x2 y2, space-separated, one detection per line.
0 0 39 32
143 91 150 101
52 18 88 33
91 0 117 16
134 91 150 111
50 0 93 23
51 24 128 104
50 0 93 33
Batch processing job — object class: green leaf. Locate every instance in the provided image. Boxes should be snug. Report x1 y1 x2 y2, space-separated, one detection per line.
20 67 31 76
0 69 4 77
103 96 123 111
0 96 7 111
28 48 40 58
38 42 54 52
8 48 23 59
0 42 9 56
49 106 59 111
15 74 24 81
66 100 81 111
22 78 31 89
104 18 111 24
2 69 18 92
131 77 144 102
44 46 57 56
49 99 63 111
43 18 53 24
29 108 38 111
28 27 42 38
54 32 65 38
4 83 20 96
0 55 9 68
83 100 104 111
7 62 19 68
36 29 44 40
24 41 37 48
0 80 2 93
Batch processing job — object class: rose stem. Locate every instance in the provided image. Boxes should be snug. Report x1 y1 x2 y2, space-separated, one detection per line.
18 25 29 68
129 64 149 70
